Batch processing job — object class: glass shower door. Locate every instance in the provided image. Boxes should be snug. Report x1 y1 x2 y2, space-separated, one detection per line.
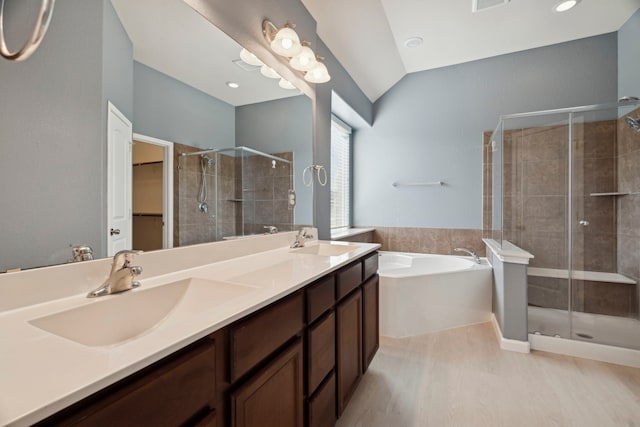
571 106 640 349
502 113 572 339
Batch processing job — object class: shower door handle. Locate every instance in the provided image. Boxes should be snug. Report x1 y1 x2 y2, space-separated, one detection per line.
110 228 121 236
578 220 589 226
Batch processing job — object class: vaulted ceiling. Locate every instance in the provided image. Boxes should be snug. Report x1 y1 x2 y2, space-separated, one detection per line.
302 0 640 102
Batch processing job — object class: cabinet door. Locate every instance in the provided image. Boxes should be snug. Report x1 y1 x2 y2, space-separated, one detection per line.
362 275 379 371
231 339 304 427
336 288 362 416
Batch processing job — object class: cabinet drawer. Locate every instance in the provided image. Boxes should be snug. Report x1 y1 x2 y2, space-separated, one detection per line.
306 275 335 323
230 292 304 382
307 372 337 427
307 312 335 395
41 339 216 427
336 262 363 300
363 251 379 281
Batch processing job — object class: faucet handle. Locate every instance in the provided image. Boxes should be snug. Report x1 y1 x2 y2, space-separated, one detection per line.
112 249 142 268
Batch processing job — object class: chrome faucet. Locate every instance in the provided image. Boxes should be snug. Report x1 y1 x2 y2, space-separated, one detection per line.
454 247 481 264
87 250 143 298
291 227 314 248
264 225 279 234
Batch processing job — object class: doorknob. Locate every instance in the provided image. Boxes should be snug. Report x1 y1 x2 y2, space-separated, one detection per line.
110 228 121 236
579 220 589 226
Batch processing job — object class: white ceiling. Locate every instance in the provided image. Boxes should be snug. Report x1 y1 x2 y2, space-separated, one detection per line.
303 0 640 102
111 0 302 107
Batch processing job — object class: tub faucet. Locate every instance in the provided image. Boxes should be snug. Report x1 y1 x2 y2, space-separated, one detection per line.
87 250 143 298
264 225 278 234
454 247 481 264
291 227 314 248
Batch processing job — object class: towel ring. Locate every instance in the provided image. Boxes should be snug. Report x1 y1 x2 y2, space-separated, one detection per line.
0 0 55 61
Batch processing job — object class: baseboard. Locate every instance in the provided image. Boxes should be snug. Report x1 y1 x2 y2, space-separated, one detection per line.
491 314 530 353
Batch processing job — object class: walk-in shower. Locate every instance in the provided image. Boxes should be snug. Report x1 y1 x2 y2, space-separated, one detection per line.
485 99 640 354
178 146 293 245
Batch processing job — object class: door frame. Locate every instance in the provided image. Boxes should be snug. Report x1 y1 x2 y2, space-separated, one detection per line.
132 133 174 249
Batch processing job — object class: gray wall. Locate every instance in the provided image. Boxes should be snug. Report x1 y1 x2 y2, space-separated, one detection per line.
235 96 314 226
353 34 618 230
0 0 130 271
132 62 235 149
619 8 640 99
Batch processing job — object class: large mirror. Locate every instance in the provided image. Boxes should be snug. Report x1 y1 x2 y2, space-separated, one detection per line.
0 0 313 272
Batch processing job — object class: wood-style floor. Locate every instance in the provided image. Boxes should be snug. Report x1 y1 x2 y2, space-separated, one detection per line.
336 322 640 427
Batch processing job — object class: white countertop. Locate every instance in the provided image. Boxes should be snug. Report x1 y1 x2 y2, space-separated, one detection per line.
0 236 379 426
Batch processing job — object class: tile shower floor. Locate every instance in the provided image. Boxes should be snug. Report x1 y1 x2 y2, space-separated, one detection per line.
528 305 640 350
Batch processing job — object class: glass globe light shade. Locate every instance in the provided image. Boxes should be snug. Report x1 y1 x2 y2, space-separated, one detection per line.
239 48 263 66
304 61 331 84
289 46 317 71
270 26 302 57
260 64 281 79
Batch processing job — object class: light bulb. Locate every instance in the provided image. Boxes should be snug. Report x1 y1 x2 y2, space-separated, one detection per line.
270 26 302 57
290 46 317 71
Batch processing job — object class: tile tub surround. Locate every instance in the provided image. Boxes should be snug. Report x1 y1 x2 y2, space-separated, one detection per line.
0 233 380 426
359 226 485 257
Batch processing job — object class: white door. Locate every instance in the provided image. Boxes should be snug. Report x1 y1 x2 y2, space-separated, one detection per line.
107 102 133 256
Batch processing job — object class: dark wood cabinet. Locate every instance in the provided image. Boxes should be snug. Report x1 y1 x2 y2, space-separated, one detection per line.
230 339 304 427
39 251 379 427
37 337 217 427
362 275 379 372
336 288 363 415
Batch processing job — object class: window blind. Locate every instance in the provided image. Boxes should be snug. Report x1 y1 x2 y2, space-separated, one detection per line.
331 116 352 230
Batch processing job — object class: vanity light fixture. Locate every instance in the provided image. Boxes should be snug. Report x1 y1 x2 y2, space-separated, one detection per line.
263 19 331 84
553 0 580 12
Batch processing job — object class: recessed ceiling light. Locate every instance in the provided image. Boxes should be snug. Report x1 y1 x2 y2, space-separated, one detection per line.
226 82 239 89
553 0 580 12
404 37 423 48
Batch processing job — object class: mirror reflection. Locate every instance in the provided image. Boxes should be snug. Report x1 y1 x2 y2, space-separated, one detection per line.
0 0 313 272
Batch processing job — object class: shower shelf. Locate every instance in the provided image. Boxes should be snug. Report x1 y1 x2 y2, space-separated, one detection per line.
589 192 629 197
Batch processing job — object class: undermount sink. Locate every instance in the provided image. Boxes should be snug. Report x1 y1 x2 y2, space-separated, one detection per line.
291 243 360 257
29 278 255 347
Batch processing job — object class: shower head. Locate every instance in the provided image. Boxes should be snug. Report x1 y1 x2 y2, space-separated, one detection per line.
201 154 216 167
625 116 640 133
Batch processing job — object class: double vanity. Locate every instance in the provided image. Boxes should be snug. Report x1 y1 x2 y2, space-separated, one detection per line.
0 232 379 426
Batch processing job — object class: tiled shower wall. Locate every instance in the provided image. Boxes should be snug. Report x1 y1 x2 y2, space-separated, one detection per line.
174 143 219 246
238 152 294 236
483 114 639 318
617 107 640 316
174 144 294 246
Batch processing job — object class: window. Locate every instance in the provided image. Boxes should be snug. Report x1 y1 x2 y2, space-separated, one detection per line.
331 116 352 230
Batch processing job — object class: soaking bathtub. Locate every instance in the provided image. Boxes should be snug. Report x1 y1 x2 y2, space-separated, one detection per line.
378 251 493 338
